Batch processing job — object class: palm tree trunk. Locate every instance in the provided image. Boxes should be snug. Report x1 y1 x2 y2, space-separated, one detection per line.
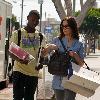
64 0 72 16
80 0 83 10
51 0 66 20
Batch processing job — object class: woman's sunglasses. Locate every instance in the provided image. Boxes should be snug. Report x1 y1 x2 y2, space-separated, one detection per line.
61 25 69 29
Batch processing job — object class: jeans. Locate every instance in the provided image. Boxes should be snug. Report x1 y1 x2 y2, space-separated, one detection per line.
13 71 38 100
54 89 76 100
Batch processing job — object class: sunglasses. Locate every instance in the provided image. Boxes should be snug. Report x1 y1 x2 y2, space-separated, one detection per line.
61 25 69 29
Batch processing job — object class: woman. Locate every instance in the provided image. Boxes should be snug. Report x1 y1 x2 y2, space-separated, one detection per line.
43 17 84 100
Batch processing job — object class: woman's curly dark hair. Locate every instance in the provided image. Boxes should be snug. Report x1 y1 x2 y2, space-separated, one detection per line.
59 17 79 40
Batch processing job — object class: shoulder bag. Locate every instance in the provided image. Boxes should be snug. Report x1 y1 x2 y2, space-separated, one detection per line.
47 37 71 76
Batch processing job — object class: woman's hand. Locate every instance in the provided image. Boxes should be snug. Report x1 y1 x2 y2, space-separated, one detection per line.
69 51 84 67
19 59 29 65
49 44 58 50
42 44 58 56
68 51 75 57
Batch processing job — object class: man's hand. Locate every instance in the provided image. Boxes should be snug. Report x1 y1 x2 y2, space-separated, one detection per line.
19 59 29 65
35 63 43 71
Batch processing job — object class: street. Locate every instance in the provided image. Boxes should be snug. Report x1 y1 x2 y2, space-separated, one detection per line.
0 50 100 100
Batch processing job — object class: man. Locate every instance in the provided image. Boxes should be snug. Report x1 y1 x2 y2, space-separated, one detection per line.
10 10 46 100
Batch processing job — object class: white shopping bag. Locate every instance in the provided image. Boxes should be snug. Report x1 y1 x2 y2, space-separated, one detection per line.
62 62 100 97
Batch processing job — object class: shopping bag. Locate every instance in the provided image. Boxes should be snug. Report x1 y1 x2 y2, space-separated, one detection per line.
9 42 35 64
62 62 100 97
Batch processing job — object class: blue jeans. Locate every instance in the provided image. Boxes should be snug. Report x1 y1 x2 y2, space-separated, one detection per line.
54 89 76 100
13 71 38 100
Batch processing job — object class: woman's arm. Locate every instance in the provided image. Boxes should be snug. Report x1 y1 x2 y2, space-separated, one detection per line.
42 44 58 56
69 51 84 67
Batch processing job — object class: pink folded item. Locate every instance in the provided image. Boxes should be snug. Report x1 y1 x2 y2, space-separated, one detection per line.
9 42 35 64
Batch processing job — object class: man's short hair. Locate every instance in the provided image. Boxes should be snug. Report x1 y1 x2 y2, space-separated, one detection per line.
28 10 40 19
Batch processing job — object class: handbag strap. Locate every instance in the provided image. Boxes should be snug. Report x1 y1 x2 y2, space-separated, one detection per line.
58 37 67 52
58 38 93 71
17 29 21 46
83 60 100 75
58 38 100 75
83 61 90 70
58 37 72 63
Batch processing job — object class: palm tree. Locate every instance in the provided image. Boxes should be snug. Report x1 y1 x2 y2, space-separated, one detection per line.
51 0 96 27
76 0 96 27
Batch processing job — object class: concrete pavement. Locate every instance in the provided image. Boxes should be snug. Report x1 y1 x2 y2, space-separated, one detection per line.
0 84 13 100
84 50 100 72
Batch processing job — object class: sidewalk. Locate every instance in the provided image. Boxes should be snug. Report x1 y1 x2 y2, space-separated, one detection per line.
84 49 100 73
0 49 100 100
0 84 13 100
